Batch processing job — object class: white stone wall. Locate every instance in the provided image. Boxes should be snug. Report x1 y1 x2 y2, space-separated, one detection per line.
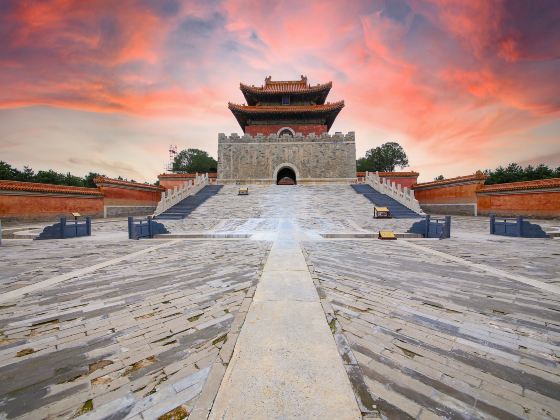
217 132 357 183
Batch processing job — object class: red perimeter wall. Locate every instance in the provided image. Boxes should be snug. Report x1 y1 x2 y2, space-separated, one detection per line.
158 173 217 190
413 183 482 204
0 178 166 222
245 125 327 136
356 172 419 188
0 194 103 221
380 176 417 188
477 192 560 218
159 178 187 190
412 175 560 218
97 186 162 206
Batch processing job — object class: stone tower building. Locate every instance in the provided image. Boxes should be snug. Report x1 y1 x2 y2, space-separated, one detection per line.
218 76 356 184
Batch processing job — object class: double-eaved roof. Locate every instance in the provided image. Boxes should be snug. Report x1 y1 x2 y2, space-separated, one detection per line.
230 76 344 132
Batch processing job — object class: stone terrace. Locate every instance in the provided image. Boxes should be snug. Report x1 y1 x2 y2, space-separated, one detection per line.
164 184 378 233
0 184 559 419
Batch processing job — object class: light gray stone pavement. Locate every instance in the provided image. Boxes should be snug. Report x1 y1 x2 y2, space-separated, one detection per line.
417 237 560 284
303 239 560 419
166 185 375 234
209 220 361 419
0 239 157 294
1 184 559 419
0 240 271 419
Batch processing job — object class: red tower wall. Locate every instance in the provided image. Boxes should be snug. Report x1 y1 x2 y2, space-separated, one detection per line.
246 125 327 136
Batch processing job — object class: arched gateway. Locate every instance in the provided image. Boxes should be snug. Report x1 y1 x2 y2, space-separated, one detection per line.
274 163 298 185
277 167 296 185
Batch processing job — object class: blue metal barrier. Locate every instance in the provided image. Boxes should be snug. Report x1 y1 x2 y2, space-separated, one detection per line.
408 215 451 239
128 216 169 239
36 217 91 240
490 215 549 238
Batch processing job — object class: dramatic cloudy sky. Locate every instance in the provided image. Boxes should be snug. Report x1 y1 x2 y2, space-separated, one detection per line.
1 0 559 182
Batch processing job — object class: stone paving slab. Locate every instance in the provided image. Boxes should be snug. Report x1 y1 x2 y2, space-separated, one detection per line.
0 239 155 294
254 271 318 302
303 240 560 419
0 240 271 419
418 237 560 284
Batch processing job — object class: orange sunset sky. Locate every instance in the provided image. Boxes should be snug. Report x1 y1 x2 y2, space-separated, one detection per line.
0 0 559 182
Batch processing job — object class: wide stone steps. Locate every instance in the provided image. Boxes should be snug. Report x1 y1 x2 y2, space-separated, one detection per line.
351 184 422 218
157 185 223 220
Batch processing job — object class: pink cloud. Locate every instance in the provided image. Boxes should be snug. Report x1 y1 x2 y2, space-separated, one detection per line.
0 0 558 181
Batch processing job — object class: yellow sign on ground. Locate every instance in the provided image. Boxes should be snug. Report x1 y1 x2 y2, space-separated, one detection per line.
378 230 397 240
238 187 249 195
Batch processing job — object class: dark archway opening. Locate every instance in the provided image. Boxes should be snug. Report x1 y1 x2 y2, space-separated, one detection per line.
277 167 296 185
278 128 293 137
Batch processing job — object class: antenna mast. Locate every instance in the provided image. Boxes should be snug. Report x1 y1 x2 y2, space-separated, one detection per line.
167 145 177 172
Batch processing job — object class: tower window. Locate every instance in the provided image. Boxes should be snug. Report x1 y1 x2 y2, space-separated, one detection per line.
282 95 290 105
279 128 294 137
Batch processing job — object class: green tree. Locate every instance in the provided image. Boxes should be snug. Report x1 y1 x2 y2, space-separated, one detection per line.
356 158 369 172
1 162 35 181
34 170 66 185
434 175 445 181
530 164 554 180
484 162 559 184
172 148 217 173
84 172 103 188
0 161 15 179
356 142 409 172
16 166 35 181
64 172 86 187
0 161 160 187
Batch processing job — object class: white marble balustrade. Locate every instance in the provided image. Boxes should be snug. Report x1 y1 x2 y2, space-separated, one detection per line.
365 171 424 214
154 173 209 216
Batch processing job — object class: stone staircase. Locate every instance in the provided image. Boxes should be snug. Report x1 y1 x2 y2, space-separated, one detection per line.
351 184 422 218
156 185 223 220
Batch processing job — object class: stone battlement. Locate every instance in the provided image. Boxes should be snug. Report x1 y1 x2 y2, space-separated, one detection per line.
218 131 355 144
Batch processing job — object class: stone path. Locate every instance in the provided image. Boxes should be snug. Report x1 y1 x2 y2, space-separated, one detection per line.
209 220 361 419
